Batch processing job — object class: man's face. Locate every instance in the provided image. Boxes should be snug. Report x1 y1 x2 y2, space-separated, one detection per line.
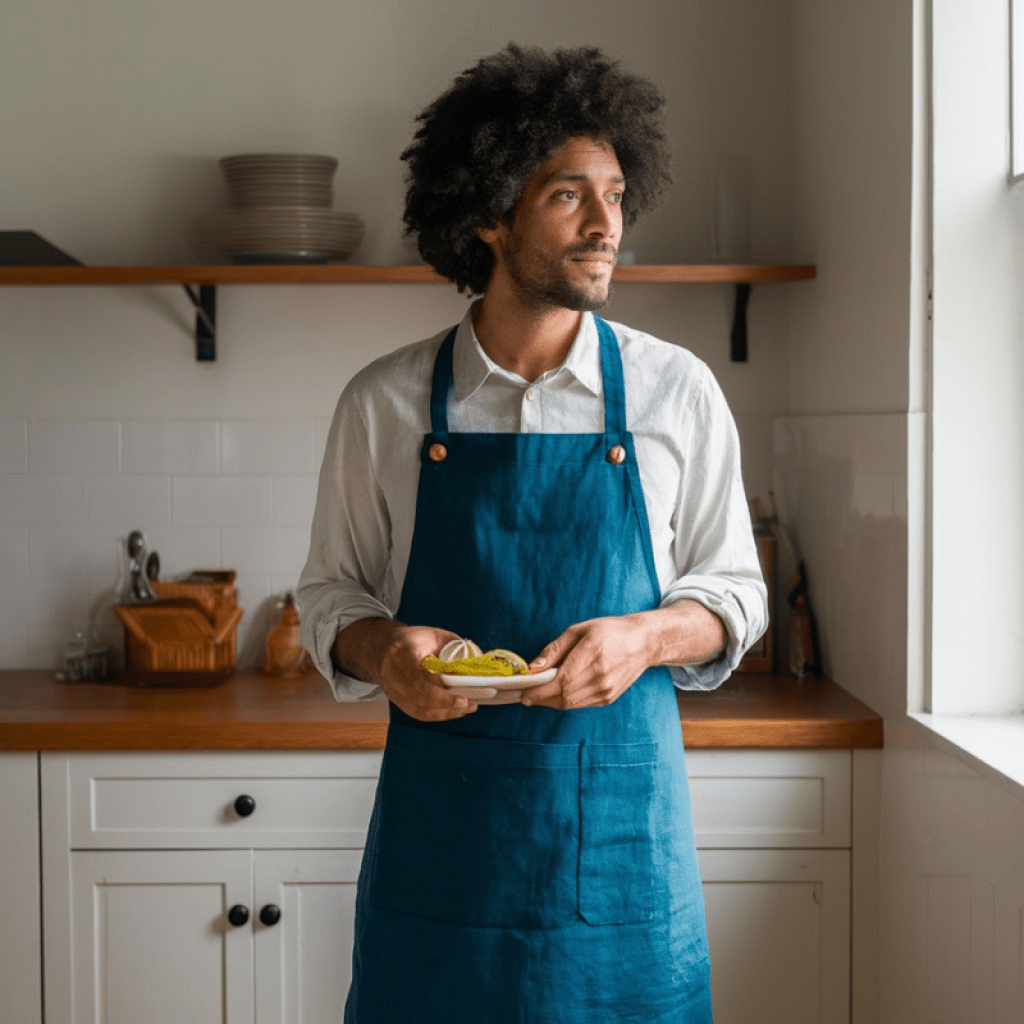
488 136 624 312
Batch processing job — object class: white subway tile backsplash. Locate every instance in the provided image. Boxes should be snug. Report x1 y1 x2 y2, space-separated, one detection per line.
0 476 88 527
28 528 123 578
172 477 273 527
270 573 303 596
0 573 90 627
0 624 27 668
221 420 315 475
28 419 119 475
87 572 123 629
138 527 220 577
220 527 310 575
0 528 28 576
232 573 273 614
314 418 333 467
88 476 171 527
0 416 337 666
0 419 27 474
122 420 219 475
273 476 318 527
849 472 894 535
773 414 906 717
25 624 66 671
855 414 905 476
232 574 274 669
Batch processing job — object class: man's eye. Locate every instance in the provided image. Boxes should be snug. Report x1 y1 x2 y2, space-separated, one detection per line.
608 192 623 204
557 190 578 200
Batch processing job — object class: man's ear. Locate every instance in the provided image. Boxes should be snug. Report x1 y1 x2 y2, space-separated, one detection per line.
476 223 501 246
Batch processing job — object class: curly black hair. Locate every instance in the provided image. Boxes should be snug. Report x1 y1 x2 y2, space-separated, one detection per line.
401 43 672 295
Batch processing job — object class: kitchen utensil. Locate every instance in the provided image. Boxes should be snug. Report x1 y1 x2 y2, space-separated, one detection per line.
125 531 158 603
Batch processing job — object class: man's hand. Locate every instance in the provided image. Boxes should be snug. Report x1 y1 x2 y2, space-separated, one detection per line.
334 619 479 722
519 602 727 711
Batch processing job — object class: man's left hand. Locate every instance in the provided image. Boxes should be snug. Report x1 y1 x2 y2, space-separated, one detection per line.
518 615 653 710
519 602 727 710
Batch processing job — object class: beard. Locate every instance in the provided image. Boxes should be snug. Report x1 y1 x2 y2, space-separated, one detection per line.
503 235 617 313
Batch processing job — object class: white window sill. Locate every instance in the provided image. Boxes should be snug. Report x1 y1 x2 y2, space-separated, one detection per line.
906 712 1024 804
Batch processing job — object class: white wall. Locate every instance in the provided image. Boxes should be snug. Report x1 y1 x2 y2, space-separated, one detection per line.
785 2 1024 1022
782 0 913 723
0 0 796 670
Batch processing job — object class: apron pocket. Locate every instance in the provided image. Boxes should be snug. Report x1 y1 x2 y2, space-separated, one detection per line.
371 722 580 929
579 741 665 925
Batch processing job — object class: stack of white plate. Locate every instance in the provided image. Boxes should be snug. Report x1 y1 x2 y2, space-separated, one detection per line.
191 153 364 263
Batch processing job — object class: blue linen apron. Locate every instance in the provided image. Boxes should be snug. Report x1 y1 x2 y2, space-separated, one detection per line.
344 317 713 1023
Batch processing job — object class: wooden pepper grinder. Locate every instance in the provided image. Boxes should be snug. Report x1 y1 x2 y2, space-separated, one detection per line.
262 592 311 677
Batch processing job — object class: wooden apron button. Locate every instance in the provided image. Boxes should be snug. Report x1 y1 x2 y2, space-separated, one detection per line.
429 443 448 462
606 445 626 465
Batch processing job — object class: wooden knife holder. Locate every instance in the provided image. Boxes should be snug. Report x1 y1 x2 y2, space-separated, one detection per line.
113 571 244 687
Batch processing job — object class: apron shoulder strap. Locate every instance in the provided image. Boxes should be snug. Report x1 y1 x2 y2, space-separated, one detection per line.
594 316 626 437
430 326 458 435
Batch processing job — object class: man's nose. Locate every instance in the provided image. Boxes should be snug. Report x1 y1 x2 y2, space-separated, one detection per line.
582 196 620 240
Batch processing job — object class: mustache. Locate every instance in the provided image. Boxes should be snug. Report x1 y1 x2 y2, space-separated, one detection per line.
566 244 618 260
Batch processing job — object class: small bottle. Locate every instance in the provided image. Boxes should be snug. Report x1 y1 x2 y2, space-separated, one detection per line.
262 593 310 677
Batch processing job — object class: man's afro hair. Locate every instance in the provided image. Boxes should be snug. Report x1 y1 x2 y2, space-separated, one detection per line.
401 43 672 295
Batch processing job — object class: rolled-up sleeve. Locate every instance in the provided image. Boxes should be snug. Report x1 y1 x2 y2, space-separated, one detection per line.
661 365 768 691
297 386 391 701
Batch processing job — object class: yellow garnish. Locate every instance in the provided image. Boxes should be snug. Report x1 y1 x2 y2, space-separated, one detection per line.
421 653 528 676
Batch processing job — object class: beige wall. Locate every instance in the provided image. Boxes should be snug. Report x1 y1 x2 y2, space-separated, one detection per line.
0 0 797 471
0 0 797 669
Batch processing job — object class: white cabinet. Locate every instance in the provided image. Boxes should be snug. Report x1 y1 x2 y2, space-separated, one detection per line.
0 752 42 1024
41 751 381 1024
686 750 854 1024
700 849 851 1024
70 850 255 1024
40 747 870 1024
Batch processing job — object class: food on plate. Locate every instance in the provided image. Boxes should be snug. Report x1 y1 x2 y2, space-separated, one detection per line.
438 637 483 661
485 648 529 672
421 640 531 677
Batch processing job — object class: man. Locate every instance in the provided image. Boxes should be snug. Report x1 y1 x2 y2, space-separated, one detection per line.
298 43 767 1024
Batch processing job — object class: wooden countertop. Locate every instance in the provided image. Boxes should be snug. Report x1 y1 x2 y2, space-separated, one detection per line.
0 669 882 751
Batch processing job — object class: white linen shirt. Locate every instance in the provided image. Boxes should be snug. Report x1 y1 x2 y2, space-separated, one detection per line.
298 307 768 701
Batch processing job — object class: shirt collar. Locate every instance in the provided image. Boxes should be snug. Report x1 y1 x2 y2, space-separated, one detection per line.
452 305 604 402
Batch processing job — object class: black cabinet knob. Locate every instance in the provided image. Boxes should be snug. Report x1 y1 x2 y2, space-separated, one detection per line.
228 904 249 927
259 904 282 927
234 794 256 817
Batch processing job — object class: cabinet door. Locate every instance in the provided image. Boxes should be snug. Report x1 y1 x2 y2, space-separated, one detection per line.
253 850 364 1024
0 752 41 1024
700 849 851 1024
70 850 254 1024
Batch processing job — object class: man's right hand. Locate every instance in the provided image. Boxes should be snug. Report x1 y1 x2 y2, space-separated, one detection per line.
333 618 479 722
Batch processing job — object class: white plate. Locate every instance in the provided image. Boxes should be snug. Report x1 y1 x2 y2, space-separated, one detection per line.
439 667 556 690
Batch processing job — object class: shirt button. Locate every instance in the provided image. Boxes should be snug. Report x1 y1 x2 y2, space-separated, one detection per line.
526 390 534 402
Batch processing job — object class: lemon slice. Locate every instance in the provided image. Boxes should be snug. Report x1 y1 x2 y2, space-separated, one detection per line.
486 648 529 672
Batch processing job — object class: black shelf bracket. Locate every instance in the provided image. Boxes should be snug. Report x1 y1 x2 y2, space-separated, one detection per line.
183 284 217 361
730 283 752 362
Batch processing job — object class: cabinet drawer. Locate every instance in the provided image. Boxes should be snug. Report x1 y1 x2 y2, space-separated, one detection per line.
62 751 383 850
685 749 851 848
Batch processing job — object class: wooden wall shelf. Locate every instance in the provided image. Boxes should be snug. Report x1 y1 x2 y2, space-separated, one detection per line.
0 262 816 361
0 263 815 286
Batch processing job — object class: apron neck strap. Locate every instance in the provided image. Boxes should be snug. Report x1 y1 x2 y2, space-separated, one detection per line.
429 327 458 434
429 315 627 436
